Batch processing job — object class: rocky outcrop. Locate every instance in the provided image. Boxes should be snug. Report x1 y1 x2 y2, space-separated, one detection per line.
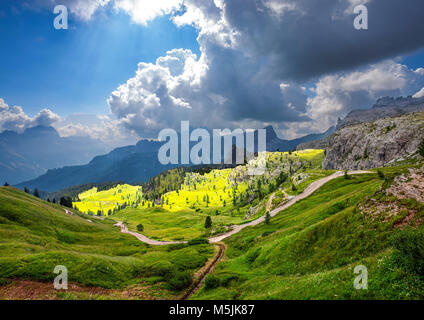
323 112 424 170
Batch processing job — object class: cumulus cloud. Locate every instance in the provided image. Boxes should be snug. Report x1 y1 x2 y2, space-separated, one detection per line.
302 61 424 133
413 87 424 98
0 98 61 133
22 1 424 139
53 114 138 148
107 47 310 138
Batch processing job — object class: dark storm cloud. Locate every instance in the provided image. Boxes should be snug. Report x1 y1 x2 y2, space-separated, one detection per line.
223 0 424 81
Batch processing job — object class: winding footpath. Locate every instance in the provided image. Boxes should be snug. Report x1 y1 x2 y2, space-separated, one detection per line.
114 170 370 245
114 221 186 246
111 170 370 298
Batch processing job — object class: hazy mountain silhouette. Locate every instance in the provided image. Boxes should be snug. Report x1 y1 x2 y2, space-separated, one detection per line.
0 126 107 185
15 126 334 192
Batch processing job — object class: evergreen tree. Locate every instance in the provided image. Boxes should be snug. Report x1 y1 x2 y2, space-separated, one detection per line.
3 182 9 187
265 211 271 225
204 216 212 229
419 138 424 157
344 170 350 180
137 224 144 232
24 187 30 194
33 188 40 198
60 197 73 208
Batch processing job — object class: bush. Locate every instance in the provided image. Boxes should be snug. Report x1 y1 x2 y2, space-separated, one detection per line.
390 228 424 276
205 275 220 290
136 224 144 232
169 270 193 291
377 170 385 180
262 231 274 237
188 238 209 246
220 274 239 287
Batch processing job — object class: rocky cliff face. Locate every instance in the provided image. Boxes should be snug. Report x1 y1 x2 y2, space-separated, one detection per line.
323 112 424 170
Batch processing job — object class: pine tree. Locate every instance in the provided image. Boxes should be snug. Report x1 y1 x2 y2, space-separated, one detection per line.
205 216 212 229
33 188 40 198
3 182 9 187
265 211 271 225
419 138 424 157
344 170 350 180
24 187 30 194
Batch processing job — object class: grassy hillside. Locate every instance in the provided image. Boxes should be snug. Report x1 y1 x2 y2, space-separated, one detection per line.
111 150 326 241
0 187 213 298
193 168 424 300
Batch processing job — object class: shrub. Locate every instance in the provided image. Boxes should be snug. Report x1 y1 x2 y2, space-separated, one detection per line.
390 228 424 276
377 170 385 180
169 270 193 291
246 248 261 264
188 238 209 246
220 275 239 287
136 224 144 232
262 231 274 237
419 138 424 157
205 275 220 290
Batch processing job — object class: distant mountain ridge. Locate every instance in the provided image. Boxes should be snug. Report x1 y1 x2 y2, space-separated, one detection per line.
0 126 107 185
336 96 424 130
16 126 334 192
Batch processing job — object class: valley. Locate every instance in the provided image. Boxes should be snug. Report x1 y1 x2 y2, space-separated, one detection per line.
1 112 424 300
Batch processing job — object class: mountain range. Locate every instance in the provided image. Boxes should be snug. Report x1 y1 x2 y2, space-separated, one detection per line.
0 126 107 185
336 96 424 130
14 125 335 192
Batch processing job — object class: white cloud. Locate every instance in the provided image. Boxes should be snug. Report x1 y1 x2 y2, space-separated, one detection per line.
305 60 424 132
413 87 424 98
0 98 61 133
24 0 424 140
113 0 183 25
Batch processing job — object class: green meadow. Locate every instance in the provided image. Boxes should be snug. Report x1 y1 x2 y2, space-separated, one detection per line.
0 187 213 298
193 172 424 300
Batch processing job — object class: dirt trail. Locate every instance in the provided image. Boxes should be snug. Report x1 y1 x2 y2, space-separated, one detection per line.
114 221 186 246
114 170 371 245
111 170 370 299
182 243 226 300
265 192 276 212
208 170 370 243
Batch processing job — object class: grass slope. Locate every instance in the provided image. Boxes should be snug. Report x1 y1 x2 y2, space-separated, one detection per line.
112 150 327 241
193 172 424 300
0 187 213 297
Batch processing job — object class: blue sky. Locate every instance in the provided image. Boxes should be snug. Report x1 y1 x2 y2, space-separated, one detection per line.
0 3 199 117
1 0 424 145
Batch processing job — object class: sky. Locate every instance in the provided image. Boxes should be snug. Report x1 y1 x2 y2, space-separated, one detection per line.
1 0 424 148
